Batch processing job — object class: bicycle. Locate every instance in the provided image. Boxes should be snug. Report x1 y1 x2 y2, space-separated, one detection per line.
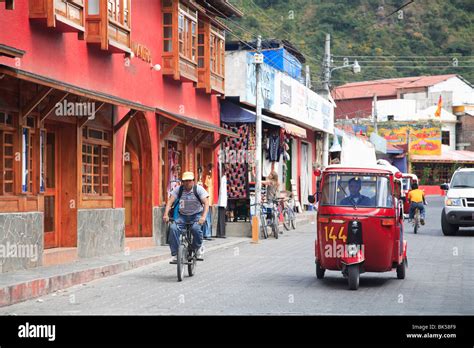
279 197 296 231
250 201 279 239
169 221 204 281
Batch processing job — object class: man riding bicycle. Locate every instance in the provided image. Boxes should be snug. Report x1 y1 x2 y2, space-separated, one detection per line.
407 182 426 225
163 171 210 262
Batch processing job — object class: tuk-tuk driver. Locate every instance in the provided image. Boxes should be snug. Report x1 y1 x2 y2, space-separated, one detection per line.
340 177 373 207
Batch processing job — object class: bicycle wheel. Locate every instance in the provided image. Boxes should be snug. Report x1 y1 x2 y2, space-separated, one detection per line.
260 213 268 239
290 210 296 230
283 209 291 231
272 211 279 239
188 248 196 277
177 244 185 281
414 209 419 234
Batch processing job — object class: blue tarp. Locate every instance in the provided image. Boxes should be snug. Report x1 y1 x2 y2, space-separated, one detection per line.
262 48 302 80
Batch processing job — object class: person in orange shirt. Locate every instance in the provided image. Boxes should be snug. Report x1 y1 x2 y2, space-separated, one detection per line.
407 182 426 225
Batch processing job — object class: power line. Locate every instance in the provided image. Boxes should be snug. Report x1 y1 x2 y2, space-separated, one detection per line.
246 0 322 63
360 66 474 69
205 1 307 76
333 55 474 58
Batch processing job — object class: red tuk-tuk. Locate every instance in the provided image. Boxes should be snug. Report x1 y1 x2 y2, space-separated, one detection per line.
309 164 407 290
401 173 419 219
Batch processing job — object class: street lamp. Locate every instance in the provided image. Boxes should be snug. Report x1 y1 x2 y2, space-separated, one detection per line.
325 59 361 88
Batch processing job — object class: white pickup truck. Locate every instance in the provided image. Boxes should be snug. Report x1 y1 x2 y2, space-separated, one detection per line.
440 168 474 236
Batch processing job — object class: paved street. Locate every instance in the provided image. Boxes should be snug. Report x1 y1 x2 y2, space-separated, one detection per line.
1 196 473 315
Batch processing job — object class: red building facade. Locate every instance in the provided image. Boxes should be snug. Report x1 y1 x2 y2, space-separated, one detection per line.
0 0 240 271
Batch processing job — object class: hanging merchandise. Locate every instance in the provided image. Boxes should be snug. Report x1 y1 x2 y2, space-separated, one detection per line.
248 124 256 182
222 123 249 199
268 133 281 162
167 146 181 196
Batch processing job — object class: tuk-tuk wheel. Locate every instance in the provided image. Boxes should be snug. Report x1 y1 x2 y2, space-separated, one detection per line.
316 261 325 279
397 259 406 279
348 265 360 290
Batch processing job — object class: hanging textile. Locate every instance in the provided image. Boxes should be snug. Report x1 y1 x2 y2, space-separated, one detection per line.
248 124 256 183
167 146 181 196
222 123 249 199
268 134 280 162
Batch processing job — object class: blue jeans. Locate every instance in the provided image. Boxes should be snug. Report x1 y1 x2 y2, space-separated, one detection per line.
409 202 425 220
169 213 203 256
202 210 212 238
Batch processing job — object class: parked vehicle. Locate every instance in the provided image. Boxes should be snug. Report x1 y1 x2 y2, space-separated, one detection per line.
309 164 407 290
440 168 474 236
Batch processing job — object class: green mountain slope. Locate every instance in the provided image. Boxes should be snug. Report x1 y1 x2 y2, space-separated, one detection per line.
227 0 474 87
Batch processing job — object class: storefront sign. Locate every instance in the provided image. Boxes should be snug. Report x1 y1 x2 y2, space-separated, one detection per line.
246 53 275 109
272 69 334 134
132 43 152 63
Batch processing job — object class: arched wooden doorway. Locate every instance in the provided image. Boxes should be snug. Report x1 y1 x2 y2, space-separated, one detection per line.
123 113 152 237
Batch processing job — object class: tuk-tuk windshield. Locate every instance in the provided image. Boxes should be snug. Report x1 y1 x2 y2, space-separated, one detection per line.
321 174 393 208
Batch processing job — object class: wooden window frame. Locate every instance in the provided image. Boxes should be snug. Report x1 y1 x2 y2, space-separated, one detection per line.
0 111 17 196
162 0 198 81
21 116 37 195
197 19 225 94
107 0 130 29
85 0 131 53
210 25 225 77
178 3 197 64
81 126 112 197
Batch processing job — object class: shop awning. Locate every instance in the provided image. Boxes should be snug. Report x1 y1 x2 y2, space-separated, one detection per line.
411 146 474 163
157 108 239 138
221 99 282 125
283 122 306 138
0 64 238 138
0 64 156 113
221 100 306 137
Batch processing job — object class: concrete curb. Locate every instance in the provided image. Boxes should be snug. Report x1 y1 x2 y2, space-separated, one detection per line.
0 217 316 308
0 239 246 308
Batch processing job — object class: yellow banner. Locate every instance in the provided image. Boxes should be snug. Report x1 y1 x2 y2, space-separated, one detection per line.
368 122 441 156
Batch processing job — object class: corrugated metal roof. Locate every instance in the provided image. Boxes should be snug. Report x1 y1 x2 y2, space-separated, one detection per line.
333 74 457 100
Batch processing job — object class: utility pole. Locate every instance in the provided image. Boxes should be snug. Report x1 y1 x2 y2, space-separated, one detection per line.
372 94 378 133
305 65 312 89
253 35 263 242
322 33 331 167
322 33 331 98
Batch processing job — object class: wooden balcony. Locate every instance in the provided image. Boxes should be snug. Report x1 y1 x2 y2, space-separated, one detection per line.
85 0 131 54
162 54 198 83
29 0 85 38
197 69 224 95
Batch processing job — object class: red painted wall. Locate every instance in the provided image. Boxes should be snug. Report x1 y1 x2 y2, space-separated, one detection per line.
0 1 220 208
334 96 394 120
420 185 445 196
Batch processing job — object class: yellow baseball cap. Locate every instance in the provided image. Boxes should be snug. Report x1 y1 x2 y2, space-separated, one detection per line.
182 171 194 181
